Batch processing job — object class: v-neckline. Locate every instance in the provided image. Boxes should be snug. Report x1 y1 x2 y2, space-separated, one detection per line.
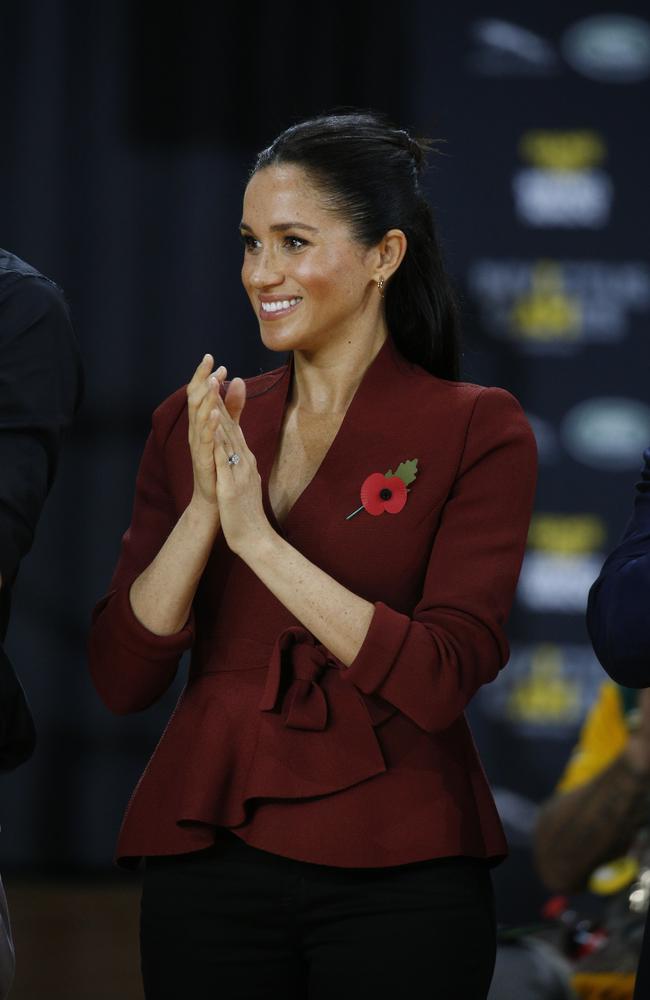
261 337 392 535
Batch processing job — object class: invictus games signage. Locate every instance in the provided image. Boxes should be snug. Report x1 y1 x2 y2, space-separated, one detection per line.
562 14 650 83
468 258 650 353
468 13 650 83
454 6 650 924
561 397 650 470
512 130 613 229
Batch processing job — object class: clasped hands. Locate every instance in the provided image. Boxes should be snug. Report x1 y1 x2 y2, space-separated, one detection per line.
187 354 272 558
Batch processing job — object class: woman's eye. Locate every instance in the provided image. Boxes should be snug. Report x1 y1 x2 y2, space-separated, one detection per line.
283 236 308 250
240 234 261 252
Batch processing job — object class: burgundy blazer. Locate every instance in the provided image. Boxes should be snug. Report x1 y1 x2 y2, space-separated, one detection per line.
89 336 537 868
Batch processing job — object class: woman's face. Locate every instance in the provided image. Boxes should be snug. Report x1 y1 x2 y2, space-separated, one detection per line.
240 165 378 355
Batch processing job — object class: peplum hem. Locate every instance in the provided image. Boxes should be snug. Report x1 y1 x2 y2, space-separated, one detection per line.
115 629 389 865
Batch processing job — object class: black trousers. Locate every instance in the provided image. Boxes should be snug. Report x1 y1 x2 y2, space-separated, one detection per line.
140 832 496 1000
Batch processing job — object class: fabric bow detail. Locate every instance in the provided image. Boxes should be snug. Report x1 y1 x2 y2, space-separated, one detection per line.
260 627 336 731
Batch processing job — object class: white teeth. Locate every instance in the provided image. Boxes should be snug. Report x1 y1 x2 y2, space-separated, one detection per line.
261 298 301 313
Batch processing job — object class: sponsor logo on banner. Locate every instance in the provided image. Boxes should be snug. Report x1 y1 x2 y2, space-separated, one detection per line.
467 19 559 76
513 130 612 228
528 513 606 553
477 642 605 738
468 15 650 84
517 513 606 614
562 15 650 83
468 258 650 353
562 397 650 470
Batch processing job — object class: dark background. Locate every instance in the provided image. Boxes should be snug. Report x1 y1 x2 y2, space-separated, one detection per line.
2 0 649 927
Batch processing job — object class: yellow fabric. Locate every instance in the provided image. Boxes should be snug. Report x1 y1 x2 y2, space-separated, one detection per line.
571 971 635 999
588 856 639 896
556 686 638 991
557 682 629 793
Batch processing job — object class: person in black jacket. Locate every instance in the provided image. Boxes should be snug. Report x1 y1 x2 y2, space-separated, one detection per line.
0 248 82 997
587 449 650 1000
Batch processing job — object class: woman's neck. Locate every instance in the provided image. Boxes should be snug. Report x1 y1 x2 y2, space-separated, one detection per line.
290 329 388 416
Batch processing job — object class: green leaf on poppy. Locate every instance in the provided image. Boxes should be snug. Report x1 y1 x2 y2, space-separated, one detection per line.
393 459 418 486
385 468 393 478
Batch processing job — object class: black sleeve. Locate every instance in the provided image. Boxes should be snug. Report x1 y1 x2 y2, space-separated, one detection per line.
586 447 650 688
0 274 82 589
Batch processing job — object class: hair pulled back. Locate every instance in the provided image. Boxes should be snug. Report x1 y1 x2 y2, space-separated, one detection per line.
252 111 460 380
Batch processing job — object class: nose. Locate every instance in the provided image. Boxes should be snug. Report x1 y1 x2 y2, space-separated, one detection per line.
247 247 283 289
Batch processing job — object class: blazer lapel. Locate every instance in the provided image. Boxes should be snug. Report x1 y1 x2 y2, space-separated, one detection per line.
283 336 419 530
240 337 420 536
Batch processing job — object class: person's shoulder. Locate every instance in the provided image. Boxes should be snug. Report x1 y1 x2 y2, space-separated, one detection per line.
0 257 80 409
0 248 45 283
396 358 526 421
396 362 536 477
0 249 65 304
0 252 70 337
8 277 70 331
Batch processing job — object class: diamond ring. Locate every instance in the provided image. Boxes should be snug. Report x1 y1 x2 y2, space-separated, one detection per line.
227 453 241 466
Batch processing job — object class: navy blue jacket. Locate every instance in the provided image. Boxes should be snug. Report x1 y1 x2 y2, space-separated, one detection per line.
588 449 650 688
587 448 650 1000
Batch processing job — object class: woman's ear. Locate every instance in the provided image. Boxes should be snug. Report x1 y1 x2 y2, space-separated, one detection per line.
375 229 407 285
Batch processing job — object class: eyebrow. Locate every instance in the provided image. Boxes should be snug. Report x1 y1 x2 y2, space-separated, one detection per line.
239 221 319 233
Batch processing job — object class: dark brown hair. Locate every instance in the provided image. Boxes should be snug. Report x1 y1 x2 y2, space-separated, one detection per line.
252 111 460 379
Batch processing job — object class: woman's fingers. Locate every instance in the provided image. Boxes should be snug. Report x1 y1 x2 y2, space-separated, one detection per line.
223 377 246 423
214 392 251 466
190 353 214 386
188 360 227 416
194 373 225 439
187 354 214 405
213 420 267 557
213 410 237 461
214 423 247 484
189 358 227 440
214 426 229 468
214 379 247 435
186 360 249 511
187 356 228 505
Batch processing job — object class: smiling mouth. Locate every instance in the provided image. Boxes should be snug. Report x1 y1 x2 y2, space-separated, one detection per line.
259 297 302 318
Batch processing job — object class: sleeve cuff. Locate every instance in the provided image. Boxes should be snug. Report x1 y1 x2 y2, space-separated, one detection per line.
344 601 411 694
105 587 195 660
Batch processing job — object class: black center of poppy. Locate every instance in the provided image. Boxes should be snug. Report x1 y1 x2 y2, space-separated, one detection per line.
380 488 392 500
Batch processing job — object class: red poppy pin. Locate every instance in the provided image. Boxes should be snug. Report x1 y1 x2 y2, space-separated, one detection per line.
346 460 419 520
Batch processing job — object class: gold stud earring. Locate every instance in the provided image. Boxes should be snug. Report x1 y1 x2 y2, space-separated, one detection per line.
377 276 385 298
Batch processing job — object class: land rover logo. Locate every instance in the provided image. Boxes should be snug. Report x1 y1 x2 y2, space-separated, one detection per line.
562 398 650 469
562 15 650 83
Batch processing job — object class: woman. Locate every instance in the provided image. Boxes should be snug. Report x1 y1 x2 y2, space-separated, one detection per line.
89 112 537 999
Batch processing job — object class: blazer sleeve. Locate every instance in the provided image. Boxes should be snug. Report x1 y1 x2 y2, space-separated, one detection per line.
586 447 650 689
344 387 538 732
88 395 195 714
0 275 82 588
